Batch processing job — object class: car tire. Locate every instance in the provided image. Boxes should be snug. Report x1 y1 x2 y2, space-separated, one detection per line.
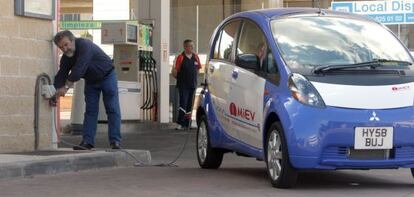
197 115 223 169
266 122 298 188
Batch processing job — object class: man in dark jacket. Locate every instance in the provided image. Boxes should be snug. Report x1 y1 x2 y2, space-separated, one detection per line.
173 40 201 130
52 30 121 150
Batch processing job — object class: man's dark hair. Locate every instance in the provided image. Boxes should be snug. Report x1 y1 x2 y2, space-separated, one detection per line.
53 30 76 45
183 39 193 45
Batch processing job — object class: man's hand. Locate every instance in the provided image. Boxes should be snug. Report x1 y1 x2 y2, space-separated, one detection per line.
65 80 74 88
56 87 68 97
49 86 67 107
49 81 72 107
49 95 58 107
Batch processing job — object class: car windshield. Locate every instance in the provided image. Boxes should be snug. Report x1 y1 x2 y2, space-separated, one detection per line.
271 16 413 74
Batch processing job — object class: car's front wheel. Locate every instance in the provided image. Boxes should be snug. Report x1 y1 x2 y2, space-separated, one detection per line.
266 122 298 188
411 168 414 178
197 115 223 169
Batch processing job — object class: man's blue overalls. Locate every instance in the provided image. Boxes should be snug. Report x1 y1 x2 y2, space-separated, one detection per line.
176 52 198 128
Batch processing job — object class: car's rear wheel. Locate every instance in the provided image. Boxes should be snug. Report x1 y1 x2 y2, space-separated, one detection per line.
197 115 223 169
411 168 414 178
266 122 298 188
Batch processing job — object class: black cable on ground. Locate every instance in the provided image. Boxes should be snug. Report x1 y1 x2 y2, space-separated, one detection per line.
57 127 192 167
133 127 192 167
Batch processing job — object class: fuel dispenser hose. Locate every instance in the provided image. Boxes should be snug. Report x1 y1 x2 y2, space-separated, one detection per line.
34 73 191 167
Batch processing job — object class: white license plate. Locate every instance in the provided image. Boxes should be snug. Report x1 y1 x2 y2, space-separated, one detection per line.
354 127 393 150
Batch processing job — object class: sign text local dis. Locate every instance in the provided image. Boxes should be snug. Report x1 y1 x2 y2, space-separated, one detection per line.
331 0 414 24
354 1 414 13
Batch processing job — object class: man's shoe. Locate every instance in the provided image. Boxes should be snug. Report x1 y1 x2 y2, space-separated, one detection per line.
110 142 121 149
175 125 183 130
73 143 94 150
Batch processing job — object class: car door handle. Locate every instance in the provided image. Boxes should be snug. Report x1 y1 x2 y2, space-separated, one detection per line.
232 70 238 79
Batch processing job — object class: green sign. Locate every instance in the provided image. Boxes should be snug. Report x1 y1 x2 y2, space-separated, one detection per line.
60 21 102 30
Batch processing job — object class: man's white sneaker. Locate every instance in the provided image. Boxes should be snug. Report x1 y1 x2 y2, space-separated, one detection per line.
175 125 183 130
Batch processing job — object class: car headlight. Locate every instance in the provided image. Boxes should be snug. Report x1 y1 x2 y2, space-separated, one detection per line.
288 73 326 108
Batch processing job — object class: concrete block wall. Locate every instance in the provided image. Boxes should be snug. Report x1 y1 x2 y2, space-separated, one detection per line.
0 0 55 152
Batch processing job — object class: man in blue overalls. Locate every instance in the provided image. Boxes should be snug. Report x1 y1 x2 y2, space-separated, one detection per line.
51 30 121 150
173 40 201 130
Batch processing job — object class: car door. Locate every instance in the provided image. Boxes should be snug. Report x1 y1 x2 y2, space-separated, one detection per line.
228 20 268 148
208 20 241 140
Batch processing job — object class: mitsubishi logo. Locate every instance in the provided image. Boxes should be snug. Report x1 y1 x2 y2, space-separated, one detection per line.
369 111 380 121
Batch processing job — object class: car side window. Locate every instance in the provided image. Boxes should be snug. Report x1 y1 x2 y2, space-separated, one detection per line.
217 21 240 62
264 50 280 85
265 50 278 74
236 20 280 84
213 31 222 59
235 20 267 72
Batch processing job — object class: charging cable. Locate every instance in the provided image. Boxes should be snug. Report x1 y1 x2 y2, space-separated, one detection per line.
35 73 193 167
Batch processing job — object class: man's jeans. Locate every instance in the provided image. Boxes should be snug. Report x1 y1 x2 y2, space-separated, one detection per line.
177 87 195 127
83 71 121 145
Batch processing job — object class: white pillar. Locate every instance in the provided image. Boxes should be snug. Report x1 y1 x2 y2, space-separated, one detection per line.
70 79 85 133
135 0 170 123
268 0 283 8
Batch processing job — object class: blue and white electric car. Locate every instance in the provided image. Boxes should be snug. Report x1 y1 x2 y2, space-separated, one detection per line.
195 8 414 188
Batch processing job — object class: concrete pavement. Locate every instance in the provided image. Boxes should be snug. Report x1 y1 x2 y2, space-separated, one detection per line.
0 149 151 179
0 127 413 197
0 121 413 196
0 121 174 180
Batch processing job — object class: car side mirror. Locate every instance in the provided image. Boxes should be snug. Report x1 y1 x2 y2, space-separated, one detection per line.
235 54 259 71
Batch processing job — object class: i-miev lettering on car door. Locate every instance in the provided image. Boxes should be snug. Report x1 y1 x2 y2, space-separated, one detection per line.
229 102 255 121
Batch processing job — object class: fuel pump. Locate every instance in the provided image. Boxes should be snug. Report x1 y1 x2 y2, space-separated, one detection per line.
149 51 158 109
98 21 143 121
93 22 156 121
140 51 150 110
141 52 155 109
137 23 156 121
139 51 156 120
140 51 158 120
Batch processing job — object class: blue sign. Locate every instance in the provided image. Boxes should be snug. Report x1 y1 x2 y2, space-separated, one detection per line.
332 0 414 24
406 13 414 22
366 13 405 23
332 2 354 13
